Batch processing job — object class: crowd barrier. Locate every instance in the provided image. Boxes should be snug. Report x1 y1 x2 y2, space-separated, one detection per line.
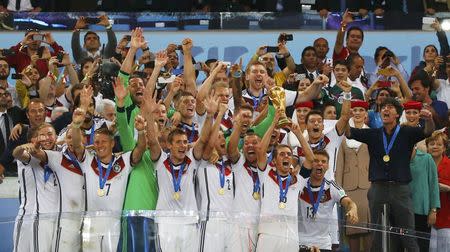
0 209 441 252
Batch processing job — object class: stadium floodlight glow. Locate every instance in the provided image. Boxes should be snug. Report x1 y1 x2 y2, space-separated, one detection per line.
441 19 450 31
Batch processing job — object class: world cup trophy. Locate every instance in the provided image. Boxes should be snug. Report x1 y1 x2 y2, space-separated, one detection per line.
268 86 292 128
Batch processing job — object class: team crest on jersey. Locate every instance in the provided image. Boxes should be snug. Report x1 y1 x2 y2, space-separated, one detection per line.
91 155 126 180
113 163 121 172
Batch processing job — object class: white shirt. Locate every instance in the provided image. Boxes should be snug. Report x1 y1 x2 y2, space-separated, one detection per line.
16 159 38 219
298 178 347 250
29 156 60 214
197 158 234 220
45 149 85 212
436 79 450 105
7 0 33 11
258 167 302 240
80 151 132 212
231 154 261 227
155 149 200 223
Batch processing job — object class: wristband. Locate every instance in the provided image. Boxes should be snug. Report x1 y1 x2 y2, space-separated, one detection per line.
343 92 352 101
430 208 437 213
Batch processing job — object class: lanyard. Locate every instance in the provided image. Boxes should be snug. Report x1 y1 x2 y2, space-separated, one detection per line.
278 173 291 202
251 168 260 194
382 125 400 156
66 150 80 170
249 89 263 110
43 164 53 183
309 138 326 152
88 124 95 146
97 156 114 190
307 179 325 217
218 159 225 189
169 157 186 193
182 124 195 143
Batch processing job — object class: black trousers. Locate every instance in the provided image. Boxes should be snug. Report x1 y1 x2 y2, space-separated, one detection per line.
368 183 419 252
414 214 431 252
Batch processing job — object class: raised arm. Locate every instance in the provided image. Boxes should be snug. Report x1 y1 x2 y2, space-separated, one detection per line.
71 17 87 64
131 115 147 166
146 51 168 98
193 94 218 160
227 112 243 163
120 28 146 75
257 109 280 170
12 143 42 163
291 122 314 168
278 42 295 77
296 74 329 104
203 104 227 161
335 80 352 135
114 77 135 152
229 59 244 113
196 62 226 115
334 10 353 56
142 89 162 161
181 38 197 95
420 108 436 137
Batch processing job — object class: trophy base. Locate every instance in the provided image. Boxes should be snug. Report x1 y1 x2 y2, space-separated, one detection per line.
277 117 292 128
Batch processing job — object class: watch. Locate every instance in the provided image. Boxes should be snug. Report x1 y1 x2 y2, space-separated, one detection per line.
343 92 352 101
233 70 243 78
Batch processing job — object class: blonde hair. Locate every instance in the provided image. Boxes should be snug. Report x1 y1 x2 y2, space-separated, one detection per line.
425 131 448 146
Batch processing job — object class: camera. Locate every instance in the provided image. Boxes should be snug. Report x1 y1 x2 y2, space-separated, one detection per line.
32 34 45 41
279 33 293 41
266 46 279 53
0 49 14 56
57 52 64 63
11 73 23 80
85 17 100 24
92 59 120 100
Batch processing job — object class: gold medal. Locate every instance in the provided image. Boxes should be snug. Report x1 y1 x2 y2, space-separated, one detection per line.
97 188 105 197
218 188 225 195
173 192 180 200
278 202 286 209
383 155 390 163
252 192 260 200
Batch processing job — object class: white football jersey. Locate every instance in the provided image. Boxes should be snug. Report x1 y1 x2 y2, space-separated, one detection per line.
258 167 302 239
80 151 132 212
155 150 200 214
16 159 39 218
295 127 344 180
57 117 112 144
197 158 234 220
297 178 347 250
30 156 60 215
231 154 261 227
45 149 85 212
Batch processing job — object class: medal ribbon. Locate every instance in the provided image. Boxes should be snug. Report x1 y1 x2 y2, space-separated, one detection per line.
249 89 263 110
182 124 195 143
251 169 260 195
382 125 400 158
66 150 81 170
309 138 326 152
278 173 291 203
43 164 53 183
169 158 186 193
88 124 95 146
218 159 225 189
97 156 114 190
307 179 325 217
268 148 274 164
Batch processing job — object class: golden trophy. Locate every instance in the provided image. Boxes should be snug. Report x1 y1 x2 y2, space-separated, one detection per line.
268 86 292 128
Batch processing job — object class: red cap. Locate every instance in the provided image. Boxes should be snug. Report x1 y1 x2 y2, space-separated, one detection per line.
295 101 314 109
403 101 422 111
351 100 369 110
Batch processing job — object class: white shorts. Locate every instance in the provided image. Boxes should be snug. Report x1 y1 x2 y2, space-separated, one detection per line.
198 219 233 252
256 233 298 252
157 222 199 252
13 215 35 252
228 223 258 252
82 216 121 252
36 216 58 251
429 227 450 252
55 217 82 252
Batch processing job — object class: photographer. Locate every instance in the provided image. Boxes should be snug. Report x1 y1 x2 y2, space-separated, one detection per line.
71 15 117 64
369 47 409 88
2 29 64 77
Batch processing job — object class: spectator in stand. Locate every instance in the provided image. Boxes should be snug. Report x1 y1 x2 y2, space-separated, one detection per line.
369 47 410 88
15 64 40 108
2 30 64 77
278 46 320 87
373 0 435 29
347 53 368 94
314 37 331 64
336 100 371 252
333 10 364 62
322 102 337 120
0 0 43 12
0 59 20 107
433 58 450 105
71 15 117 64
426 0 450 13
410 71 448 129
316 0 370 18
77 57 95 81
426 131 450 252
404 101 440 252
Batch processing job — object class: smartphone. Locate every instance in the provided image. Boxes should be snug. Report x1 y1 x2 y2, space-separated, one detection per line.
295 73 306 81
281 34 293 41
37 47 44 58
194 62 202 71
124 35 131 41
0 49 14 56
221 61 231 69
158 75 176 84
57 52 64 63
176 45 183 50
11 73 23 80
266 46 279 53
422 17 436 31
32 34 45 41
85 17 100 24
